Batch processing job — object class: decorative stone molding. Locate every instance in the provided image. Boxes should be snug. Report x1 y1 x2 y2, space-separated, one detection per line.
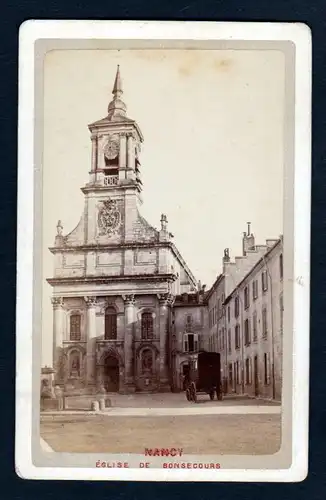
98 347 125 367
56 220 63 236
119 131 127 138
158 293 174 307
97 199 122 237
84 296 97 308
51 297 64 309
66 344 87 356
135 342 160 357
123 294 135 306
97 298 118 315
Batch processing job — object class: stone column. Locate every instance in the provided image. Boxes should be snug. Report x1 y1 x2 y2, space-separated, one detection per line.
119 132 127 180
84 296 97 388
126 133 136 179
123 294 135 392
91 134 98 172
158 293 174 391
51 297 64 385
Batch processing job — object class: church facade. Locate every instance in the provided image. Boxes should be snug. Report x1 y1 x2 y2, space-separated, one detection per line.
47 67 284 400
47 66 198 393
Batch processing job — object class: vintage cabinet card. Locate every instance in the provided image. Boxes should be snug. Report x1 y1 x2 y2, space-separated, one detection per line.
16 20 311 482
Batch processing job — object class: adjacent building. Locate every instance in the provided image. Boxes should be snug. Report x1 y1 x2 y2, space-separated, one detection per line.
170 287 208 392
206 228 284 401
222 238 284 400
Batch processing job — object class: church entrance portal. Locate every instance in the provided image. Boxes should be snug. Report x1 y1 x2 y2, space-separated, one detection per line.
104 356 119 392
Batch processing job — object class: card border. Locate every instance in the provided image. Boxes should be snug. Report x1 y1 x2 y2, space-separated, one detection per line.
15 20 311 482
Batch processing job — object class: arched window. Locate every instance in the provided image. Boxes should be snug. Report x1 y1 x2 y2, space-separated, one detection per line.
141 348 153 374
105 307 117 340
70 314 81 341
141 312 154 339
69 350 81 377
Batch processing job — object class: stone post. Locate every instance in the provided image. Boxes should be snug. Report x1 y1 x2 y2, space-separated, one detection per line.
158 293 174 391
85 296 97 387
51 297 64 385
123 294 135 392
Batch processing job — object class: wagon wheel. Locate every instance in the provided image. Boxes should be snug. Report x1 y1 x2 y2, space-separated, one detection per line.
186 388 191 401
191 383 197 403
209 390 215 401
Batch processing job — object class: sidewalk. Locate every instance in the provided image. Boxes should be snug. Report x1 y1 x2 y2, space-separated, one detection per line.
41 404 281 418
63 392 281 410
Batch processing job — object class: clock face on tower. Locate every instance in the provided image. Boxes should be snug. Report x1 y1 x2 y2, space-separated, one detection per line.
104 138 119 160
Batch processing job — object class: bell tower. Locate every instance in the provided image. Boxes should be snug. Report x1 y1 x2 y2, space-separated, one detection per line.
82 66 145 244
87 65 143 194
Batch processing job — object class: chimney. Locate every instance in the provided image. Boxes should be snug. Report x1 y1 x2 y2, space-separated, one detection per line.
242 222 255 255
223 248 230 263
160 213 168 231
159 214 169 242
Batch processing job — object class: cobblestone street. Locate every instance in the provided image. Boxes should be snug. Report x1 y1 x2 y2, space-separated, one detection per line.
40 394 281 455
41 413 281 455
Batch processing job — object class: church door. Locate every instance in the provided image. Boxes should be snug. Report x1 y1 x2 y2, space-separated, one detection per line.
104 356 119 392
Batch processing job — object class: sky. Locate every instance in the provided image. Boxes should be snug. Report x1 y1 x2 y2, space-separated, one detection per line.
42 49 285 365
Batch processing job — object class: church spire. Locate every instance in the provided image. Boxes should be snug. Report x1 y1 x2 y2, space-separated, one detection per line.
112 64 122 96
107 65 127 120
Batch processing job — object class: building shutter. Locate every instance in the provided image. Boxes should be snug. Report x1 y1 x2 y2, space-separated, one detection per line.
194 334 199 352
183 334 188 353
266 353 271 384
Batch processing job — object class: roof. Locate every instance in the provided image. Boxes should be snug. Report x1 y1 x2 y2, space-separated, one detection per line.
223 238 283 305
204 274 224 301
88 116 144 141
174 292 205 307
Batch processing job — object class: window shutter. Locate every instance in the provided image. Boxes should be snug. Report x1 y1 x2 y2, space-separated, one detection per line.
249 358 252 384
194 334 198 352
183 334 188 353
266 353 271 384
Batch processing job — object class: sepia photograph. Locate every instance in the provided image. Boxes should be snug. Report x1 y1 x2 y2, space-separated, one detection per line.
16 21 311 482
